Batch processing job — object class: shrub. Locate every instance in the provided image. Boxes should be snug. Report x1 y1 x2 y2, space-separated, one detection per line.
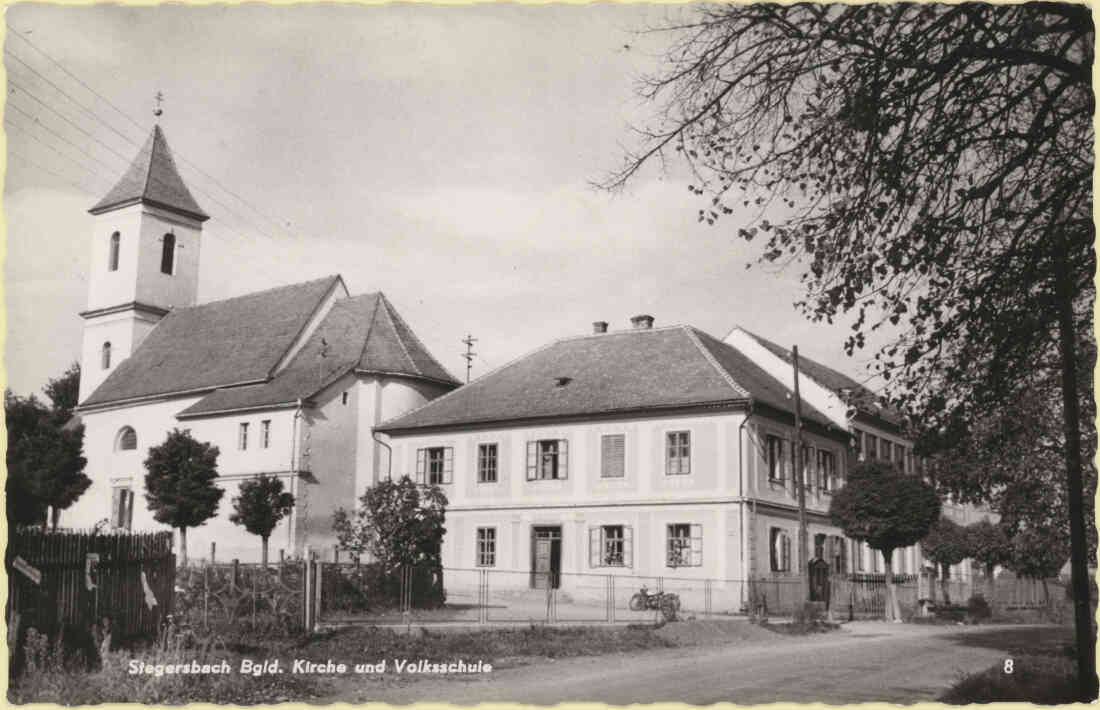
967 594 992 622
940 655 1082 704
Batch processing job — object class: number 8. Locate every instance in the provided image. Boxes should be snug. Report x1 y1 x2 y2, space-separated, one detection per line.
1004 659 1014 674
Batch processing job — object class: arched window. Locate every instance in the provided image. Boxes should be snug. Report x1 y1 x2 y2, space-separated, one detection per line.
108 232 120 272
101 341 112 370
116 426 137 451
160 233 175 275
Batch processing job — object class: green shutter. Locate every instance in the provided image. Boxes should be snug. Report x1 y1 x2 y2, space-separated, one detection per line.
416 448 426 484
443 447 454 484
691 524 703 566
623 526 634 568
589 528 600 568
526 441 537 480
558 439 568 479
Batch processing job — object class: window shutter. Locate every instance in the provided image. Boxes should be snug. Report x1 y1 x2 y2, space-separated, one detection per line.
415 449 426 484
558 439 569 479
769 528 779 572
589 528 600 568
526 441 537 480
601 435 625 478
623 526 634 568
782 533 791 572
124 490 134 530
443 447 454 484
690 524 703 566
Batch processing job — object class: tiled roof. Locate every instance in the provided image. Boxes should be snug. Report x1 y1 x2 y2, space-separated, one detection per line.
376 325 835 432
89 125 209 221
176 293 459 417
734 328 904 427
79 276 341 408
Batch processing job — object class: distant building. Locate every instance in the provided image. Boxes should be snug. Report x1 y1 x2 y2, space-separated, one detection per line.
68 126 459 561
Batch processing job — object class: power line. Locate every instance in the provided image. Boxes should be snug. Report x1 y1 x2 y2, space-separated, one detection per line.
5 48 139 148
4 116 111 183
6 84 288 245
8 147 99 193
5 25 305 242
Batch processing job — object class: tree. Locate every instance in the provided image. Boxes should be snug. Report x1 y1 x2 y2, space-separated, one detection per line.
967 519 1013 603
332 476 447 571
144 429 223 565
43 362 81 420
829 461 940 621
921 517 971 606
605 5 1094 695
5 388 90 530
229 475 295 567
1009 524 1072 605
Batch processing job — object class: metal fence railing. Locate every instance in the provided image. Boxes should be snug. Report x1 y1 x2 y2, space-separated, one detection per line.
312 564 805 625
175 560 306 633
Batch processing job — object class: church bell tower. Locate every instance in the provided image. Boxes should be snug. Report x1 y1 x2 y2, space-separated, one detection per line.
78 125 209 402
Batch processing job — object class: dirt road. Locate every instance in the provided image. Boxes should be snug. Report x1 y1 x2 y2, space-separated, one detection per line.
318 622 1070 705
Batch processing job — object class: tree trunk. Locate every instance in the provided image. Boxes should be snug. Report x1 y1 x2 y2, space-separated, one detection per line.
883 550 901 622
940 563 951 606
179 527 189 566
1054 248 1097 700
985 563 996 615
262 536 269 568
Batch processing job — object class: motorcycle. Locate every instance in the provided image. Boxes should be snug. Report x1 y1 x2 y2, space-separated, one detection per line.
628 585 681 621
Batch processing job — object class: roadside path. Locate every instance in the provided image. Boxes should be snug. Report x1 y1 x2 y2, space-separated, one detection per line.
314 622 1070 705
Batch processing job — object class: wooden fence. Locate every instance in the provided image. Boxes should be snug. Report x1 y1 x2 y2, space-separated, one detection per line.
6 530 175 643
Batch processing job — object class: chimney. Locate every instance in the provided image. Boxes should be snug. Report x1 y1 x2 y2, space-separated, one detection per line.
592 321 609 334
630 314 655 330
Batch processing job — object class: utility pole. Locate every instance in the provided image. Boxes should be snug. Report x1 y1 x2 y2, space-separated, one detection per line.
793 346 809 605
461 334 477 384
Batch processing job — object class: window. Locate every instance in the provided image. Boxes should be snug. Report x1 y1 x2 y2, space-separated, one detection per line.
111 487 134 530
527 439 568 480
600 434 625 478
238 422 249 450
853 540 865 572
865 433 879 460
667 523 702 567
108 232 120 272
830 536 847 574
801 444 812 489
416 447 454 485
766 435 786 481
770 528 791 572
341 391 349 406
589 525 632 567
476 528 496 567
160 233 176 274
115 426 137 451
260 420 271 449
666 431 691 475
477 443 498 483
814 533 826 560
894 443 906 468
817 450 836 491
101 341 112 370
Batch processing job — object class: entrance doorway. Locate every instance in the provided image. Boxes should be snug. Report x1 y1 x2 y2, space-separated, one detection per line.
531 526 562 589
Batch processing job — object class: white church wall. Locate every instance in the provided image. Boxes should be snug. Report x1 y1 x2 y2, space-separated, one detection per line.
290 372 360 558
72 397 305 563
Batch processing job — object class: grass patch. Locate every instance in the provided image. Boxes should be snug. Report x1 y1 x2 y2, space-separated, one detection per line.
296 623 674 664
939 654 1083 705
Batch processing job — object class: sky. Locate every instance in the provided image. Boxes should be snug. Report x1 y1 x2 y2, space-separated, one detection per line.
3 3 884 401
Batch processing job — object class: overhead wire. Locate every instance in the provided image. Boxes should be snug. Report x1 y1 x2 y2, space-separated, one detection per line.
6 24 305 242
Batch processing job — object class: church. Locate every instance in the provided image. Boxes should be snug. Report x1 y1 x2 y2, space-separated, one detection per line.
66 125 460 562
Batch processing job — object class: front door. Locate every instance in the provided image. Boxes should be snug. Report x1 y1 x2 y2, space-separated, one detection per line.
531 526 562 589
